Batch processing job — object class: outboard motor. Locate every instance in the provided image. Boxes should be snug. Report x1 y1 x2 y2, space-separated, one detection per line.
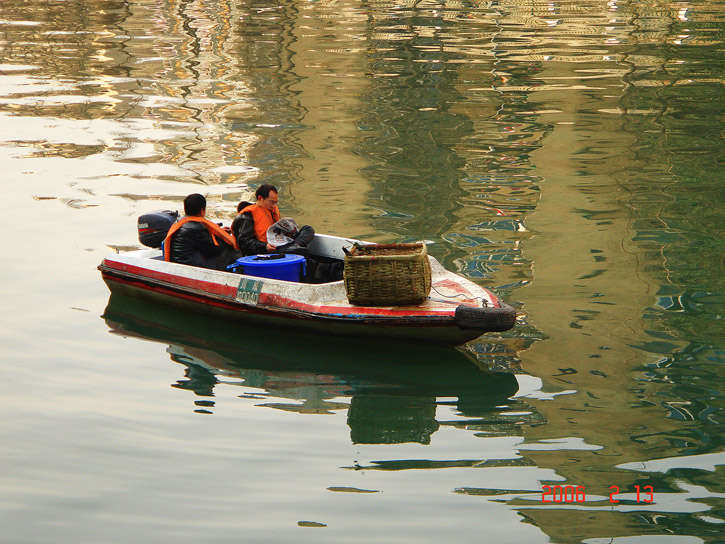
138 210 179 248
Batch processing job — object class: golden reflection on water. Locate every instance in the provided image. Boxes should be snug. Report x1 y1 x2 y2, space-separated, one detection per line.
1 0 723 542
284 0 374 235
515 56 670 540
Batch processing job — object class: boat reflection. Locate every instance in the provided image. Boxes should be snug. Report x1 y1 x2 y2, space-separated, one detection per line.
102 294 519 445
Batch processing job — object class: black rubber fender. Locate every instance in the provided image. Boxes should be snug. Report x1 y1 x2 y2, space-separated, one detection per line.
455 303 516 332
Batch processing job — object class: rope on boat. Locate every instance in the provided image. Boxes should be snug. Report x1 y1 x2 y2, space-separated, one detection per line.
430 285 489 307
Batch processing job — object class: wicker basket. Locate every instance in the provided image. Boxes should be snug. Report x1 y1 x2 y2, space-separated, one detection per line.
344 243 432 306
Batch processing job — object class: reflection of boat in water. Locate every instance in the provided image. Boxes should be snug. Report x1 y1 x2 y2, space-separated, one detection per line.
103 294 520 444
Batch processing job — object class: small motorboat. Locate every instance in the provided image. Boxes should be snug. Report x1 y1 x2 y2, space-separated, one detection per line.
99 229 515 347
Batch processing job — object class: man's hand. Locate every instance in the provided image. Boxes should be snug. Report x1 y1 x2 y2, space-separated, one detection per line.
266 243 276 252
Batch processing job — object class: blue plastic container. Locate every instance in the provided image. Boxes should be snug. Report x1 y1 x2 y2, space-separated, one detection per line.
227 254 306 282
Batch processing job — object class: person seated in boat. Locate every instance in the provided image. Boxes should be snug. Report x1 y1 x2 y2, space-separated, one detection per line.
231 184 314 256
163 193 242 270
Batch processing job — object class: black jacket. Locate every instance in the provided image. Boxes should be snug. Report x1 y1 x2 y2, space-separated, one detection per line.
231 212 269 256
169 220 236 269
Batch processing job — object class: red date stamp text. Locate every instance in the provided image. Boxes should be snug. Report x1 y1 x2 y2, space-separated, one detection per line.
541 485 655 503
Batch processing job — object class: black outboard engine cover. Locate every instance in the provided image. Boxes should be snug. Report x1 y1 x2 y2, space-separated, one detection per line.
138 210 179 248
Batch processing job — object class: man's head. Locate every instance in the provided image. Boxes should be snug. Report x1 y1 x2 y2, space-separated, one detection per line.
184 193 206 216
255 184 279 212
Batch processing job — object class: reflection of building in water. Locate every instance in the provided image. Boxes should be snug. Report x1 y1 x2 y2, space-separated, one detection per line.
356 5 474 246
0 0 263 201
283 0 374 236
501 1 721 540
140 0 377 230
352 0 551 320
139 0 259 192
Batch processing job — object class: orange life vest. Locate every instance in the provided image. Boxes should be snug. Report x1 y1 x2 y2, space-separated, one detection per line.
163 216 238 261
240 204 281 243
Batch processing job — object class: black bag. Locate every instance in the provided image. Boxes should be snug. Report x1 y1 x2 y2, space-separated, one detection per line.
304 257 344 284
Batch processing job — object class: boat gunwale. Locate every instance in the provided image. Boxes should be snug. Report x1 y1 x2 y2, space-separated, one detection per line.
100 245 503 314
98 263 471 326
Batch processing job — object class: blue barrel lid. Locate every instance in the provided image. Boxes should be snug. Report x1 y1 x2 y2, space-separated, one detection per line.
235 253 306 267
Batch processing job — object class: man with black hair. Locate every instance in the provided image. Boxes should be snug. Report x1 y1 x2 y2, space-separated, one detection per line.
232 184 314 256
163 193 242 270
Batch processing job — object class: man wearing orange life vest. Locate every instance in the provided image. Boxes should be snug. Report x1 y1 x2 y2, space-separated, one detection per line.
232 184 314 256
164 193 242 270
